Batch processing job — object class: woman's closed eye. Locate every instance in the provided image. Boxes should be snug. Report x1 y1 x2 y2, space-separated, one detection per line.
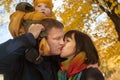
65 38 71 43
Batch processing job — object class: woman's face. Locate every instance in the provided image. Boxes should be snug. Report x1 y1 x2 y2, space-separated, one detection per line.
60 33 76 58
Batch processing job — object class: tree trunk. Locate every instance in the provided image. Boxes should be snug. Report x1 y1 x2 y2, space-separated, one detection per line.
98 5 120 41
107 13 120 41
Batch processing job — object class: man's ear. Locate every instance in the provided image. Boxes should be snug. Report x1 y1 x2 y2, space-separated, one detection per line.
37 31 47 41
39 38 50 56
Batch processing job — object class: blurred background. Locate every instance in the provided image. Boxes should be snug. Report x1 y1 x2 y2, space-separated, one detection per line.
0 0 120 80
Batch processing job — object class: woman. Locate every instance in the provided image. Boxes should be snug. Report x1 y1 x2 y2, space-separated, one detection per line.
58 30 105 80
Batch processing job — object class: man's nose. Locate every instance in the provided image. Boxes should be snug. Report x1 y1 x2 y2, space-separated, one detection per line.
60 39 65 45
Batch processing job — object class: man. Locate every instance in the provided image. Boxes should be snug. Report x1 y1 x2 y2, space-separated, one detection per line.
0 18 64 80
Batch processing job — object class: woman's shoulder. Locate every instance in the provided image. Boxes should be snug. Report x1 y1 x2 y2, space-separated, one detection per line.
84 67 102 73
80 67 105 80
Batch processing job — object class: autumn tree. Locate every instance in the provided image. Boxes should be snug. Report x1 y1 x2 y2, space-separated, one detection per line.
55 0 103 33
1 0 120 79
0 0 13 12
0 0 32 12
93 0 120 41
55 0 120 79
93 19 119 77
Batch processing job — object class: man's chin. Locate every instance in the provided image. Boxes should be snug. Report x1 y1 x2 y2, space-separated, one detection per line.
54 52 61 55
49 53 60 56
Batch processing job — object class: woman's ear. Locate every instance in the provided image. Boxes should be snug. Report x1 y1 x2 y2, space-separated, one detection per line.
39 38 50 56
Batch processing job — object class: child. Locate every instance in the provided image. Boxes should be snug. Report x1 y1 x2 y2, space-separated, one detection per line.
9 0 55 37
8 0 55 62
34 0 55 18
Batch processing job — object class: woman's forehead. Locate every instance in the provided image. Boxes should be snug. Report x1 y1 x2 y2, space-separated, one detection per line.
65 33 75 41
65 33 74 38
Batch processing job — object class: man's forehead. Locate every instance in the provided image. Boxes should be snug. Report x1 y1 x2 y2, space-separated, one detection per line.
47 27 64 37
47 27 63 33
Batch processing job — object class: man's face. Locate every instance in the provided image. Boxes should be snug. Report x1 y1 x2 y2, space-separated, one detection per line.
47 27 64 55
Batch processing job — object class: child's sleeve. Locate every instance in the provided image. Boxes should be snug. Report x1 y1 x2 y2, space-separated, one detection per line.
16 2 35 12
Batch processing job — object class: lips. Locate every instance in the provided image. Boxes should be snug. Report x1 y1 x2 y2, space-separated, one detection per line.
40 10 45 13
60 46 64 50
41 11 45 14
58 46 63 53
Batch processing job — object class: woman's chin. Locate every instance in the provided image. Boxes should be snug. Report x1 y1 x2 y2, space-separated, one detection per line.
60 54 64 58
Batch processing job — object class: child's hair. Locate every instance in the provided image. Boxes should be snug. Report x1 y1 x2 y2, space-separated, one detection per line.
33 0 53 10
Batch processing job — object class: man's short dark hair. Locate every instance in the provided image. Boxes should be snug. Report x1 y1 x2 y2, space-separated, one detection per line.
39 18 64 33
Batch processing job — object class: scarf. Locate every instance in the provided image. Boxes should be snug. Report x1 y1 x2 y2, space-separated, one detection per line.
58 52 88 80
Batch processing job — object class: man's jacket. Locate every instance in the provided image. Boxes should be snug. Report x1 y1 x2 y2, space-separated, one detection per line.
0 33 60 80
